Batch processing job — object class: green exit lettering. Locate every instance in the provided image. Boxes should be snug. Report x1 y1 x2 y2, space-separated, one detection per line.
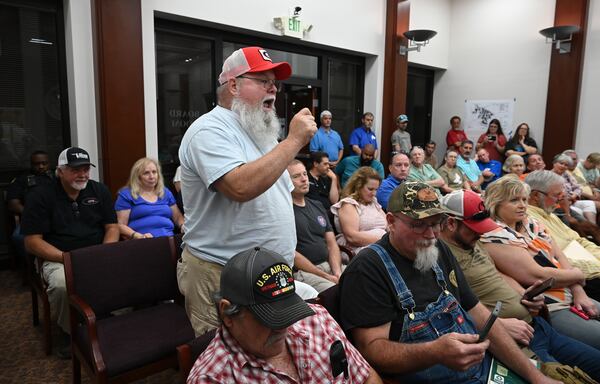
288 18 301 32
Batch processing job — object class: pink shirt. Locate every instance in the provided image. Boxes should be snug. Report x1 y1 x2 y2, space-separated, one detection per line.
331 197 387 254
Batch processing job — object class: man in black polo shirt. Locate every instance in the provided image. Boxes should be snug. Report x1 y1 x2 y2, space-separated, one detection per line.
288 160 343 293
21 147 118 358
7 150 55 260
306 151 339 215
338 182 557 383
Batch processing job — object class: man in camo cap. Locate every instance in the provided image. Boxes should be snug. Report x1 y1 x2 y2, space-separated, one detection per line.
338 181 557 383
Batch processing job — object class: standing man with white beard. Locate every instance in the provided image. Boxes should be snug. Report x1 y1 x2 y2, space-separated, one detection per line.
338 181 558 383
21 147 119 358
177 46 318 336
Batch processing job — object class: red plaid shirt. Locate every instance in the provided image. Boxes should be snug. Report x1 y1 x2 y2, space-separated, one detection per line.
187 304 372 383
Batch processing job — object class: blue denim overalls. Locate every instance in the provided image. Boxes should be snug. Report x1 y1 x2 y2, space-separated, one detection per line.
370 244 491 383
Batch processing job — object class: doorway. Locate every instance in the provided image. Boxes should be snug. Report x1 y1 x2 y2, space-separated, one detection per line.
275 84 321 153
406 66 434 147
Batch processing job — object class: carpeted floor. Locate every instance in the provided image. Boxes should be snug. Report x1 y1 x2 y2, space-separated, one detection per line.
0 267 180 384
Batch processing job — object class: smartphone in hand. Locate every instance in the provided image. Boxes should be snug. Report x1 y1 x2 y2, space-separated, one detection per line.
522 277 555 301
570 306 590 320
478 301 502 342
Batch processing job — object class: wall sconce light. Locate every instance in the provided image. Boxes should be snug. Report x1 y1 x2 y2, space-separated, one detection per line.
399 29 437 56
539 25 580 54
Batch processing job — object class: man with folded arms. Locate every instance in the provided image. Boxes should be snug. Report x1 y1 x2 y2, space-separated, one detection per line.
187 247 381 383
439 189 600 381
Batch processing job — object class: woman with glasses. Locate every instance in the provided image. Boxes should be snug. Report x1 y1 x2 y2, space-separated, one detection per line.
480 176 600 350
505 123 538 162
476 119 507 162
331 167 387 255
115 157 184 239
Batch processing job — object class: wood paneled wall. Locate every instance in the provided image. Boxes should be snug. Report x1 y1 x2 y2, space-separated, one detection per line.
381 0 410 170
542 0 589 164
92 0 145 195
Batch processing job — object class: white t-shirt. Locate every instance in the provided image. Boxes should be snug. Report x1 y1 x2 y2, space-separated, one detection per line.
173 166 181 183
178 105 296 266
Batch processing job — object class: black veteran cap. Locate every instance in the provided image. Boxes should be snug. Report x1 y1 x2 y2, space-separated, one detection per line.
220 247 315 329
387 181 448 219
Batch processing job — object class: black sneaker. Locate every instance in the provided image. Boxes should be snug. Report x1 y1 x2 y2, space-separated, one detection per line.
56 344 71 360
56 330 72 360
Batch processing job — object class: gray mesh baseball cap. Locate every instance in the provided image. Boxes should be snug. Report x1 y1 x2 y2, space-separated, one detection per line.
218 46 292 85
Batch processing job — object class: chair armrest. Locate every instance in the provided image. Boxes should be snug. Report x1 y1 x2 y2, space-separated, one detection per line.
176 344 193 383
69 294 107 374
338 244 356 261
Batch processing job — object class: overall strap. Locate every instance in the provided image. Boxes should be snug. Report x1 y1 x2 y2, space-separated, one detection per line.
431 262 450 294
369 244 416 318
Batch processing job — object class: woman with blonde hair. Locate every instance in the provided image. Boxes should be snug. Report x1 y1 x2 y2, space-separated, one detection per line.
115 157 184 239
331 166 387 254
480 176 600 350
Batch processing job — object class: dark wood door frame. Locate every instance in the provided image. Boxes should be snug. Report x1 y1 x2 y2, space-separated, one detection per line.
381 0 410 170
92 0 146 195
542 0 589 165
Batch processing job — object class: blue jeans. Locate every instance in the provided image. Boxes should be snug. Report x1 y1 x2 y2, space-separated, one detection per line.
530 317 600 380
549 300 600 351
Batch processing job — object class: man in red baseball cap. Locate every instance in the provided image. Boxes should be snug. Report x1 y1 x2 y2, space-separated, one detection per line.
178 46 318 335
439 190 600 382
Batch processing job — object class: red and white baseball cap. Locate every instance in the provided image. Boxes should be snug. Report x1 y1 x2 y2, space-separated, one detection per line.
218 46 292 85
440 190 499 234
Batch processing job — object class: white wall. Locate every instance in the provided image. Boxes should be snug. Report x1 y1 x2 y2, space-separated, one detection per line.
140 0 388 159
576 0 600 158
410 0 555 161
408 0 451 69
63 0 100 180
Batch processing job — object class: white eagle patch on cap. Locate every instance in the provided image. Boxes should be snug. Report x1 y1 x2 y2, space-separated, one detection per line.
259 49 272 62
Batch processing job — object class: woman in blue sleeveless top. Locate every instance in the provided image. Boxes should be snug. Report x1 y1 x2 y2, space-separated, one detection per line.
115 157 184 239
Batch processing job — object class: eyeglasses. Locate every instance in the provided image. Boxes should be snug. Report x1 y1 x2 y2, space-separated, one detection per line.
532 189 562 202
394 214 444 234
71 201 80 219
237 76 282 91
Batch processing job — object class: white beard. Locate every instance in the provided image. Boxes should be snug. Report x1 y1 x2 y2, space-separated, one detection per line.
414 240 439 274
231 97 280 150
70 181 88 191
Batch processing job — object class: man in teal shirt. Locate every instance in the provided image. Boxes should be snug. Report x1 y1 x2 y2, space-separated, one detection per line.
336 144 384 187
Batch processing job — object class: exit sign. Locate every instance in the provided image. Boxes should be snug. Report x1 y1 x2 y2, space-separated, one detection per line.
273 16 312 39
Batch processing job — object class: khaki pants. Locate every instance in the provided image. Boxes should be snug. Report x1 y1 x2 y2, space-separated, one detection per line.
177 247 223 336
41 261 70 334
294 262 345 293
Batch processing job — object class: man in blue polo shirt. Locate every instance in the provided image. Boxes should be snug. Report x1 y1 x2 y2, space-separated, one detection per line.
456 140 483 192
476 148 501 190
377 152 409 210
309 110 344 168
349 112 378 157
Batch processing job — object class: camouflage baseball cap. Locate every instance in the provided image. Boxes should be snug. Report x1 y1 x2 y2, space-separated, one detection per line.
387 181 448 219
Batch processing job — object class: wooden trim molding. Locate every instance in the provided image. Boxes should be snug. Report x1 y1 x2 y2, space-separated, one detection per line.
92 0 146 195
542 0 588 164
380 0 410 170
